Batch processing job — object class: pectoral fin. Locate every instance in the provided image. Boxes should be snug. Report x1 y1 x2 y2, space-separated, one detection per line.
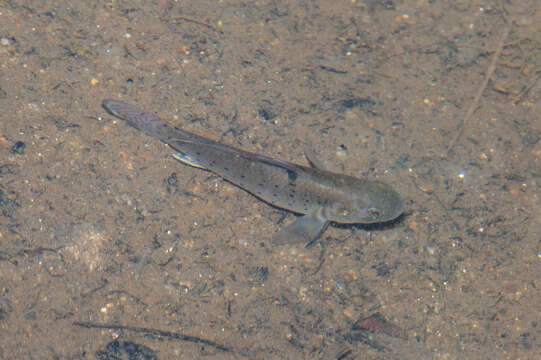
171 151 207 170
272 208 330 246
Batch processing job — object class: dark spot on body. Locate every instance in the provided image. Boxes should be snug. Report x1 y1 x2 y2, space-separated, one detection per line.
287 169 297 182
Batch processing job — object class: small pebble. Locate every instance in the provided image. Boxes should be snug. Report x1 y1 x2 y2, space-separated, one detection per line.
11 141 26 155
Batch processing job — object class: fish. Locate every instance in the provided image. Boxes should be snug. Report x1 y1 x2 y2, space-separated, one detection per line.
102 99 404 245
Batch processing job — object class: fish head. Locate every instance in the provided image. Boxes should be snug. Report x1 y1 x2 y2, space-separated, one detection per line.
326 180 404 224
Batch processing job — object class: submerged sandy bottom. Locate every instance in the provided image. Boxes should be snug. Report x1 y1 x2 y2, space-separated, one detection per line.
0 1 540 359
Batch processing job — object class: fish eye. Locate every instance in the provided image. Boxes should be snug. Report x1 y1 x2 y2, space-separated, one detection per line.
367 207 382 218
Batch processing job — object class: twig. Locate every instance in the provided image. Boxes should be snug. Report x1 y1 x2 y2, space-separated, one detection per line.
73 321 232 352
174 15 224 34
513 69 541 105
446 22 512 155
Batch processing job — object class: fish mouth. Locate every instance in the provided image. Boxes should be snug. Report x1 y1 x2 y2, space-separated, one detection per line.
383 198 405 223
395 198 405 218
382 194 404 222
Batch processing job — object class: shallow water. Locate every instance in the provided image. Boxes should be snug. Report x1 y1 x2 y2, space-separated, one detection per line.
0 1 540 359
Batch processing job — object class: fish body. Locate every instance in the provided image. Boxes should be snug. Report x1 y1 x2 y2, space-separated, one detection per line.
102 100 403 244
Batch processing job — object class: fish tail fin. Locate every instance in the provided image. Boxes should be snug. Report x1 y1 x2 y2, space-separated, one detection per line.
102 99 189 141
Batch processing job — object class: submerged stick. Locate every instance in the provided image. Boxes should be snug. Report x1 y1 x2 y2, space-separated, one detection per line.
73 321 231 352
446 22 511 155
